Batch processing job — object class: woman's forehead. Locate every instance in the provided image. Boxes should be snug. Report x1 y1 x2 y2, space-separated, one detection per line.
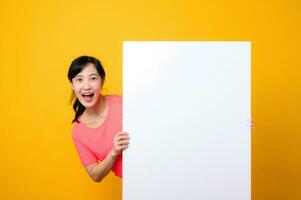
77 63 98 76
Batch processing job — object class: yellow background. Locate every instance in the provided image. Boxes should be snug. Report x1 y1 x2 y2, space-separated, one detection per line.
0 0 300 199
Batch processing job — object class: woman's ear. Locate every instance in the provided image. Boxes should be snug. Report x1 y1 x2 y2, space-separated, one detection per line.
101 78 105 88
100 78 106 94
70 80 75 90
69 90 76 104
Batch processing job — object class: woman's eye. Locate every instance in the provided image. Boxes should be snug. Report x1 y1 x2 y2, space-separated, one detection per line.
91 76 98 81
76 78 82 82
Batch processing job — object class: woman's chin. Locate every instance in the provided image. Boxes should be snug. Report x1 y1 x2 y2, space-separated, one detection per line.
79 98 97 108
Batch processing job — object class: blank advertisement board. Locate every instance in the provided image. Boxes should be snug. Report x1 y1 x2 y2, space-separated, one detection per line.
123 41 251 200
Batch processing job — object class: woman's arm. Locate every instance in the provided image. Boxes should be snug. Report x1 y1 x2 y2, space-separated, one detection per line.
85 131 130 182
85 150 119 182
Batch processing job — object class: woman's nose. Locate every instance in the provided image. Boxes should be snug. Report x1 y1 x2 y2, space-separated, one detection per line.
83 80 92 89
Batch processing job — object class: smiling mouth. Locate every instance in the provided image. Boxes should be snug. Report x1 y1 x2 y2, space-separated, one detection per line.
82 93 94 102
82 94 94 97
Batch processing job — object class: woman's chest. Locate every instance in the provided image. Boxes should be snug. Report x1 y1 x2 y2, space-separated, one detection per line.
78 122 122 160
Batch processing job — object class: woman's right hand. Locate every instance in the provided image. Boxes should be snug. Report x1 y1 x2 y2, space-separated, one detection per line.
111 131 130 157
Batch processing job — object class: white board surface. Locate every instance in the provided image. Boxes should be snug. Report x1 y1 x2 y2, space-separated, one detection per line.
123 41 251 200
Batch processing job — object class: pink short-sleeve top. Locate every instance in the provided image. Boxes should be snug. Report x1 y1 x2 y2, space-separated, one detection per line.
71 95 122 178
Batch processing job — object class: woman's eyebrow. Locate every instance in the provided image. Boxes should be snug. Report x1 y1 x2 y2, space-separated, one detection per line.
74 73 98 78
74 74 83 78
89 73 99 76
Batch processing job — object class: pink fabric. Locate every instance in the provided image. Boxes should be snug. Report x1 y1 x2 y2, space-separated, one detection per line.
71 95 123 178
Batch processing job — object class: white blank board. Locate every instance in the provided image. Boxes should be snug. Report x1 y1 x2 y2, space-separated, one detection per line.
123 41 251 200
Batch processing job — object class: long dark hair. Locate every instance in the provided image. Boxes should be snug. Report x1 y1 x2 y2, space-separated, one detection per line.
67 55 106 123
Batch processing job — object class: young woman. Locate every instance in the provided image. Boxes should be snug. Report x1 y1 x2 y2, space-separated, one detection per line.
67 55 130 182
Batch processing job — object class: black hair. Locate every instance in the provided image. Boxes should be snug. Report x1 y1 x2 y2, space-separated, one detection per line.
67 55 106 123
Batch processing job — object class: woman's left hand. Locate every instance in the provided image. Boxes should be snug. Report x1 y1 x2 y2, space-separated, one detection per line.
110 131 130 157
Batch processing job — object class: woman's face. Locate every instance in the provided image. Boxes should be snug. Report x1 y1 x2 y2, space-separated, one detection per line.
71 63 104 108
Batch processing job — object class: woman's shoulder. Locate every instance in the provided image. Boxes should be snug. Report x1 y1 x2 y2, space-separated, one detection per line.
108 94 122 102
70 123 80 140
107 95 122 114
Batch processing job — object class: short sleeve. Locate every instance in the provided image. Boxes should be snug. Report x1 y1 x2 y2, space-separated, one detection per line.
72 136 98 167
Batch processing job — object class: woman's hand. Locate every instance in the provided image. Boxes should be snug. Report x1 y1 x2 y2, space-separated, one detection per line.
110 131 130 157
